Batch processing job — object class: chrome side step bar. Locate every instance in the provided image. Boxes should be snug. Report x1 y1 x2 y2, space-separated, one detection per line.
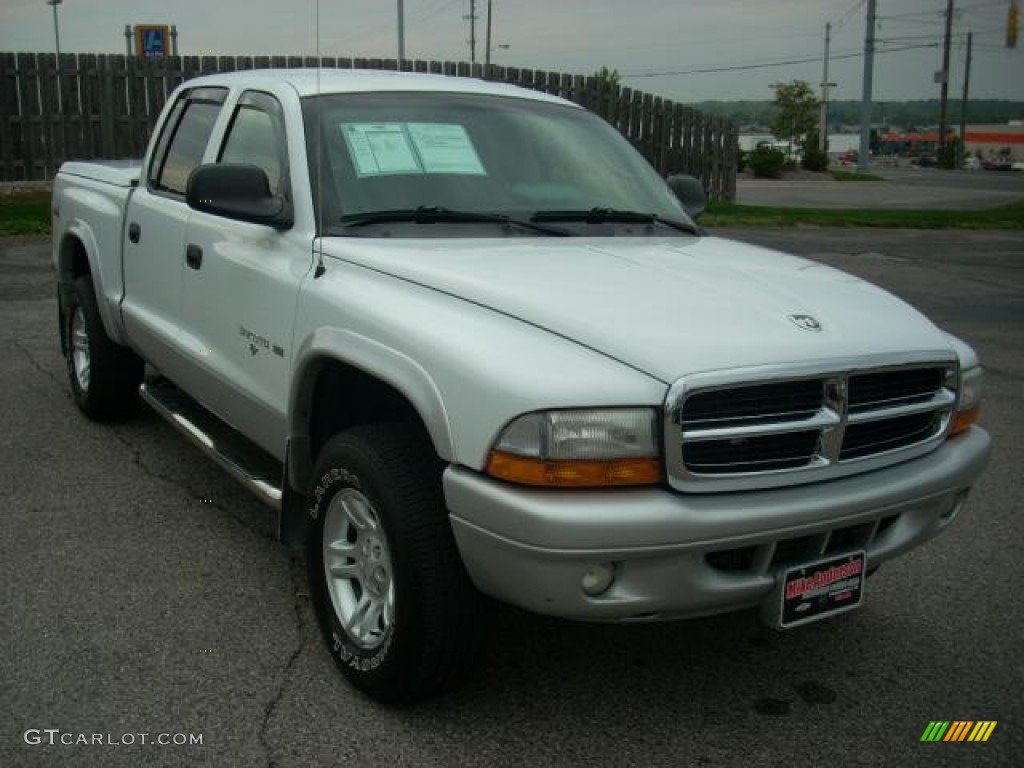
139 379 283 511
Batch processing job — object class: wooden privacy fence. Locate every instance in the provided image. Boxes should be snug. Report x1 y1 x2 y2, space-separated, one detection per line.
0 52 738 200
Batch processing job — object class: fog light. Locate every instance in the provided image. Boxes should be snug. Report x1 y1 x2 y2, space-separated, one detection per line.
581 562 616 597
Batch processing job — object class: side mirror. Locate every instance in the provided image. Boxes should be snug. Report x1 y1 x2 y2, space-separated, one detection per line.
666 174 706 220
186 163 293 230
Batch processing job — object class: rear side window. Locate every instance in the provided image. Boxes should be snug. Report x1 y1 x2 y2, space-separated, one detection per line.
149 87 227 196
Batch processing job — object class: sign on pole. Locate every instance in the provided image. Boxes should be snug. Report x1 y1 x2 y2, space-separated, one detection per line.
134 24 170 58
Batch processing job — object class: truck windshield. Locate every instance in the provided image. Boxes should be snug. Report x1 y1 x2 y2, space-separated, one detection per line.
302 91 695 237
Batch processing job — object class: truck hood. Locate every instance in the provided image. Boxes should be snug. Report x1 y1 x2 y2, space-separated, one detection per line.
320 235 955 382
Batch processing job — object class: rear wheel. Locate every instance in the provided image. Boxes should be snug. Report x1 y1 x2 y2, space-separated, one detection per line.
306 424 485 703
64 275 143 420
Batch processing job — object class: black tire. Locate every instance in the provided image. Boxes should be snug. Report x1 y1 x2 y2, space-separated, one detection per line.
64 275 144 420
306 424 485 703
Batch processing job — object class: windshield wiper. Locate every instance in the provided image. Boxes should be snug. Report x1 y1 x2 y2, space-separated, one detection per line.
340 206 570 236
531 207 700 235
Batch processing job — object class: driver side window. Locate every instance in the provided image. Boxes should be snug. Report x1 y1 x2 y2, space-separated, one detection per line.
218 92 287 195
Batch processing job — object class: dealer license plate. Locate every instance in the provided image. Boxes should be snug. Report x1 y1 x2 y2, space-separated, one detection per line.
767 551 866 630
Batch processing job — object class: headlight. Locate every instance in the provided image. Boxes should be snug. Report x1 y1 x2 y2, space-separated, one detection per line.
950 366 983 436
485 408 662 487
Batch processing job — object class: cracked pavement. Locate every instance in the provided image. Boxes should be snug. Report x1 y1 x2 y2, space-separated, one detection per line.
1 231 1021 767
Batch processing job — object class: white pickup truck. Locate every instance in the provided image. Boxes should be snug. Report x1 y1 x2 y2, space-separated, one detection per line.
52 69 991 703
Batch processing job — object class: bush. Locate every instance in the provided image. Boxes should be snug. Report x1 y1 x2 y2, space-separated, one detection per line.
748 146 787 179
802 147 829 172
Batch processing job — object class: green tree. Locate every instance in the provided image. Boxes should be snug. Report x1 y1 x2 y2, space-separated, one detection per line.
770 80 820 153
593 67 621 87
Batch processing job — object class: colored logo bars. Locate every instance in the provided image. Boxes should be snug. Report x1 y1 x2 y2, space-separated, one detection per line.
920 721 997 742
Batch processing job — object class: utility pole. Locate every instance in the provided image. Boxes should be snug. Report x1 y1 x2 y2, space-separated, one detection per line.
858 0 876 171
397 0 405 67
937 0 955 166
468 0 477 64
46 0 62 60
46 0 62 110
819 22 834 152
485 0 493 71
959 31 973 167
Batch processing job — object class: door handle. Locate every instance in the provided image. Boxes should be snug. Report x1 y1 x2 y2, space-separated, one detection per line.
186 244 203 270
128 222 140 243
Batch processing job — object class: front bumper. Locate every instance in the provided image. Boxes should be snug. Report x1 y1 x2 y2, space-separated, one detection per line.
444 427 991 621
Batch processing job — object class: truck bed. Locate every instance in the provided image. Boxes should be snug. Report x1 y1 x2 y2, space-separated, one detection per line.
58 159 142 188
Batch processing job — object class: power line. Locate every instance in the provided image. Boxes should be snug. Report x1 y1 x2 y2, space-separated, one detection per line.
834 0 867 30
620 43 939 79
877 0 1005 22
876 25 1006 43
345 0 461 58
512 29 825 60
407 0 459 27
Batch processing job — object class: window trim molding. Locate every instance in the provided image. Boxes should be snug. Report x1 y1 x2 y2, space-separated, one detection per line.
146 86 229 201
216 90 291 200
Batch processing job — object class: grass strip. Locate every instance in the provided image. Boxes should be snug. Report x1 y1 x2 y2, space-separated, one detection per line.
0 191 51 236
703 201 1024 229
830 170 886 182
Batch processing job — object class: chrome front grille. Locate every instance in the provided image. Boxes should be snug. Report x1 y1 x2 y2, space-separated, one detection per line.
847 367 945 412
681 379 823 427
664 358 958 492
840 411 940 460
683 429 820 473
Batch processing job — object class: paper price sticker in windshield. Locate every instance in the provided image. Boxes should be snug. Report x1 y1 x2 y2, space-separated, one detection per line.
407 123 485 175
341 123 422 177
340 122 486 178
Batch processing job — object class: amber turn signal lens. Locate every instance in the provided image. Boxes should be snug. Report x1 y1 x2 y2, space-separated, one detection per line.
485 451 662 487
949 407 980 437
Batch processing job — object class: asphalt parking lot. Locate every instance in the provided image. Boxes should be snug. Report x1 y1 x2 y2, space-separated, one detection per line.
1 228 1021 767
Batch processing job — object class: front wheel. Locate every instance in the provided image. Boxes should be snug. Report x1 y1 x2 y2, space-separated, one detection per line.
306 424 485 703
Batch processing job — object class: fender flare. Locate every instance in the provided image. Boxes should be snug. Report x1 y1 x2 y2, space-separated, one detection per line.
56 221 128 345
287 327 456 489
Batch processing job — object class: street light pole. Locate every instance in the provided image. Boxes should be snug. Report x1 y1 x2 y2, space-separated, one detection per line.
468 0 476 64
46 0 62 59
46 0 63 111
397 0 405 68
485 0 493 71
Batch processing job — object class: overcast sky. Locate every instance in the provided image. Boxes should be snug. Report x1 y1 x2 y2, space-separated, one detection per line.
1 0 1021 104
